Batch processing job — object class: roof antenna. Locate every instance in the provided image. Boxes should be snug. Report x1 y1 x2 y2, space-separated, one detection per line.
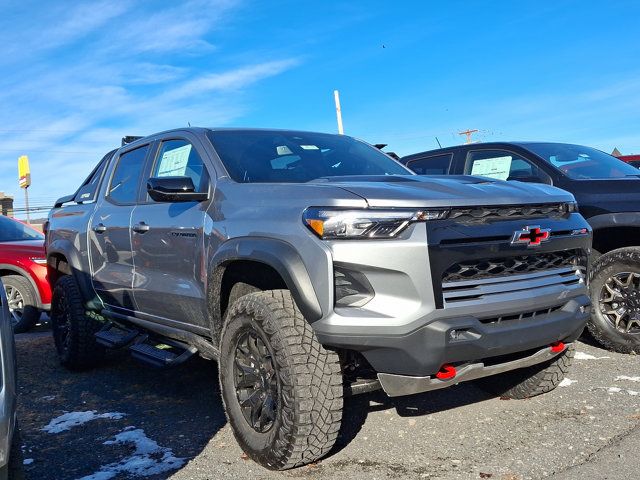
435 136 442 148
188 121 191 127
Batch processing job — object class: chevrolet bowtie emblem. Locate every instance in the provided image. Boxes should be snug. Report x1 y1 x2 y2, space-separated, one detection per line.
511 225 551 247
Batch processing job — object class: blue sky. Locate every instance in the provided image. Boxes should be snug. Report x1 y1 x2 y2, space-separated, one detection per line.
1 0 639 215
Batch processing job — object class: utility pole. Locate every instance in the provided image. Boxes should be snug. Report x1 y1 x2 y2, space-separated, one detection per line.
458 129 478 144
334 90 344 134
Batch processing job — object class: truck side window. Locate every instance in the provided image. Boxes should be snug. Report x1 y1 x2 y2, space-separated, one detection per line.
108 145 149 204
406 154 453 175
73 150 113 203
151 140 207 193
465 149 551 184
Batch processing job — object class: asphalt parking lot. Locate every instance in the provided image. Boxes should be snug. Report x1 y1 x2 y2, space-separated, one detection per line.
14 325 639 480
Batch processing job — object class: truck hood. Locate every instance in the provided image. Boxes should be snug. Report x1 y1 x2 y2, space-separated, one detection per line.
312 175 574 208
565 177 640 217
0 240 46 257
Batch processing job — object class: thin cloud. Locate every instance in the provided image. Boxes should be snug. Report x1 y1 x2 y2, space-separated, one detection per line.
0 0 300 208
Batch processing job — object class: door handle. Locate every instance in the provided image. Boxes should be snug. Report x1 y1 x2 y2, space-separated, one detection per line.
132 222 150 233
93 223 107 233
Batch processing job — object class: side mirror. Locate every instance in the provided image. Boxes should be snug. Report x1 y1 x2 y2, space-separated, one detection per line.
147 176 209 203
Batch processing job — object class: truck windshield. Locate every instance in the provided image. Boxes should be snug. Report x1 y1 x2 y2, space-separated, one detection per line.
525 143 640 180
206 130 412 183
0 216 44 242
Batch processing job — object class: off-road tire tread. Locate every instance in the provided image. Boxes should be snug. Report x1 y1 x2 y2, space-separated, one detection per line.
477 345 575 399
587 247 640 354
3 275 39 333
220 289 343 470
51 276 105 370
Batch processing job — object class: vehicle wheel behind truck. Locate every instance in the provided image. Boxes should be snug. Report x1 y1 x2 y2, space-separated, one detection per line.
50 276 105 370
588 247 640 354
3 275 39 333
0 426 25 480
475 344 575 399
219 289 343 470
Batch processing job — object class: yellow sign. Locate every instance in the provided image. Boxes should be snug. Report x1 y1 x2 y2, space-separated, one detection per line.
18 155 31 188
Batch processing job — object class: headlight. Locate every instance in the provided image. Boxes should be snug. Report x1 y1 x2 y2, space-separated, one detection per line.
303 207 449 239
566 201 578 213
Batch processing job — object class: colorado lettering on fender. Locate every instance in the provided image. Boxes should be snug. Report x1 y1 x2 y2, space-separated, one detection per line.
170 231 197 238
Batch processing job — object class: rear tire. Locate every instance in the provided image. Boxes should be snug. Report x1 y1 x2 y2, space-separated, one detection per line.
219 290 343 470
587 248 640 354
50 276 105 370
476 344 575 399
3 275 39 333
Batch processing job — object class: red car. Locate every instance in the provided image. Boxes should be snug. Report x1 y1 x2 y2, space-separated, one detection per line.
0 215 50 332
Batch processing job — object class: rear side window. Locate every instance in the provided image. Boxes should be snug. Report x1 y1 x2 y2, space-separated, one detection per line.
73 150 114 203
465 149 551 184
108 146 149 204
406 154 453 175
151 140 207 193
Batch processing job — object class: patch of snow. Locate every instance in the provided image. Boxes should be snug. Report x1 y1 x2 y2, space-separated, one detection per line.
77 427 185 480
605 386 639 396
40 395 56 401
78 472 115 480
23 458 34 465
615 375 640 383
42 411 126 434
559 378 577 387
574 351 610 360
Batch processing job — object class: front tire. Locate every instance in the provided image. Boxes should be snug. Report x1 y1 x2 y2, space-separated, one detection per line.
476 344 575 399
3 275 39 333
50 276 105 370
588 247 640 354
219 290 343 470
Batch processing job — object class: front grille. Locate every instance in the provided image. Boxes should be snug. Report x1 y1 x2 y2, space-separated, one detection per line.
443 250 582 283
448 203 566 222
478 305 564 325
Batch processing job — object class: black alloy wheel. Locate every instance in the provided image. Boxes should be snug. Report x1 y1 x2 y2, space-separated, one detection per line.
233 329 279 433
599 271 640 334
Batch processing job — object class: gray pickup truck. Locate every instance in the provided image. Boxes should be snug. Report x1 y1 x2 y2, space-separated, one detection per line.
46 128 591 470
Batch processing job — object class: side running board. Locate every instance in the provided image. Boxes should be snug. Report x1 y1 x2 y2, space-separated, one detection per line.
95 323 140 349
129 337 197 368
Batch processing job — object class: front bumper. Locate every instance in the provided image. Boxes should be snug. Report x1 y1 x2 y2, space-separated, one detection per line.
315 293 589 378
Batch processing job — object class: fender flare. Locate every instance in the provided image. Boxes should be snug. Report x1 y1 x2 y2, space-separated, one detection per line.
0 263 44 308
208 237 323 324
46 238 100 309
588 212 640 230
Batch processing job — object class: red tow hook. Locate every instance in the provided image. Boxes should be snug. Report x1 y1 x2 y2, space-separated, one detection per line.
550 341 565 353
435 364 457 380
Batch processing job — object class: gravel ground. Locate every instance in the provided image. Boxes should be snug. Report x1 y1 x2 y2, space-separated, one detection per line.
14 326 639 480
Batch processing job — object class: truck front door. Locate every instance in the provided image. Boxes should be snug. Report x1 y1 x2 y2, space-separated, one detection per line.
130 136 211 332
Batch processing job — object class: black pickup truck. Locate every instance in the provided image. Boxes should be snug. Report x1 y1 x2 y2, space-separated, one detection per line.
401 141 640 354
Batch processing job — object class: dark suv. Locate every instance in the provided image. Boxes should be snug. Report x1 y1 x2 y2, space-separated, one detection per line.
46 129 590 470
402 141 640 353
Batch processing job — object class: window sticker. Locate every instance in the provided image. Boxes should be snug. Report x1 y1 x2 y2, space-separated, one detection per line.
470 156 512 180
157 144 192 177
276 145 293 156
